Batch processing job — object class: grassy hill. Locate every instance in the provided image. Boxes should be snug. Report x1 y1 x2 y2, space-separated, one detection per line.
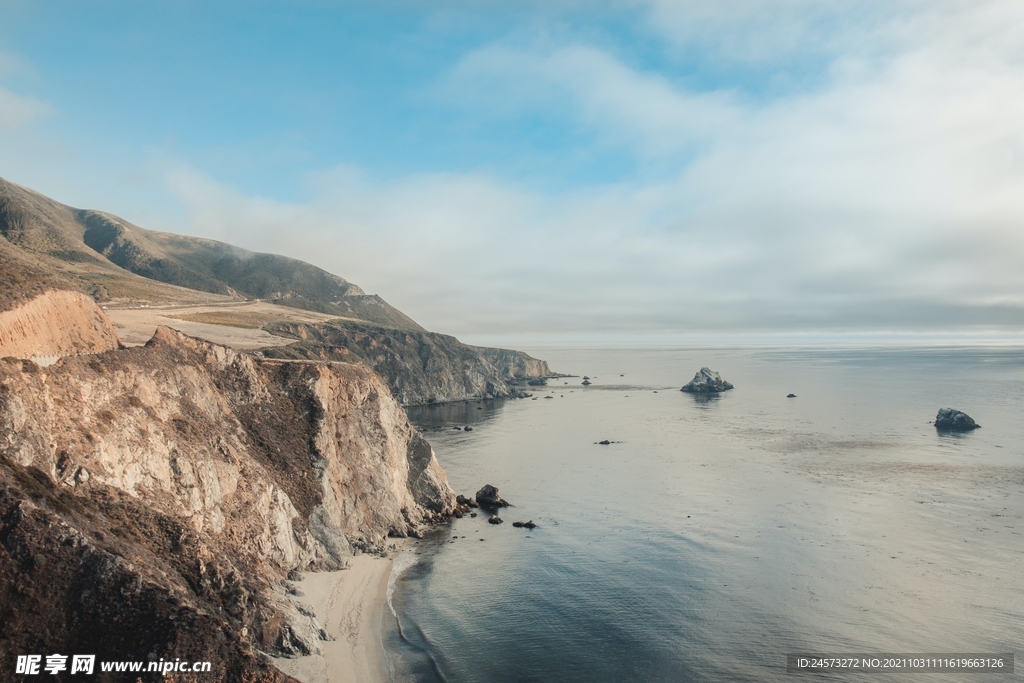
0 177 422 330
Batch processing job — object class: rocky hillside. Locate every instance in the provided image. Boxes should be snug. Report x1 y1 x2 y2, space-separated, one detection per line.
0 177 421 329
260 320 554 405
0 318 457 679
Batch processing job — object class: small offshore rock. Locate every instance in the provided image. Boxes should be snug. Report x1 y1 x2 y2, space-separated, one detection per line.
456 494 480 508
488 515 504 524
470 512 477 517
464 426 473 431
581 379 591 386
598 439 611 445
475 484 510 508
787 393 796 398
523 520 536 529
512 521 524 527
934 408 980 432
680 367 734 393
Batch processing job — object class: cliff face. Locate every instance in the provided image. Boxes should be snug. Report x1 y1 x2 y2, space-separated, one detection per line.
0 322 456 677
0 290 121 358
474 346 553 380
261 321 554 406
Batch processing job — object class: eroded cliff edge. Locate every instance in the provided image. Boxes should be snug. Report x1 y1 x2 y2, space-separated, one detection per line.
0 320 457 680
261 320 555 406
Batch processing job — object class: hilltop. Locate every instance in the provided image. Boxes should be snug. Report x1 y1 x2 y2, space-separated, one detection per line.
0 177 421 330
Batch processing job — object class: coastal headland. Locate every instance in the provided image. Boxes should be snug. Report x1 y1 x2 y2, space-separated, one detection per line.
0 177 555 681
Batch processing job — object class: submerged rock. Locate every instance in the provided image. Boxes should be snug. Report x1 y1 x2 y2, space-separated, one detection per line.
476 484 510 508
934 408 980 432
680 367 734 393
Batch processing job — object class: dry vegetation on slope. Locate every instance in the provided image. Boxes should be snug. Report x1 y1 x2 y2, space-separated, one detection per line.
0 177 420 329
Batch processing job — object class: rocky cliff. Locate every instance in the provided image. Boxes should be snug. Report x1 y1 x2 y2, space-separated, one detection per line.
0 290 121 359
473 345 553 380
0 317 457 679
261 320 553 405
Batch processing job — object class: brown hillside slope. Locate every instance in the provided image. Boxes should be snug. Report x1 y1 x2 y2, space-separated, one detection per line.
0 177 422 329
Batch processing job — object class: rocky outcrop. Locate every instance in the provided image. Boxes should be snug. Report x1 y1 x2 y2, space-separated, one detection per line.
473 346 553 380
934 408 980 432
0 324 457 674
680 367 734 393
0 290 120 359
261 321 554 405
475 484 510 508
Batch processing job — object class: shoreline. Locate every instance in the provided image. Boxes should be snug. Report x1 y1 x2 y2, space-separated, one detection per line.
271 549 401 683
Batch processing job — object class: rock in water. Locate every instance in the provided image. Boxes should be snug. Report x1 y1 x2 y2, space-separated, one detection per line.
476 484 510 508
934 408 980 432
680 367 734 393
787 393 796 398
488 515 504 524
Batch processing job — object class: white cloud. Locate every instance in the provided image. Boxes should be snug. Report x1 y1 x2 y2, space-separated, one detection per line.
0 86 51 130
140 1 1024 337
449 45 745 156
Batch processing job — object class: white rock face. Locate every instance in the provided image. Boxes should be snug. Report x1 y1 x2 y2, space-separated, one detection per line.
680 367 734 393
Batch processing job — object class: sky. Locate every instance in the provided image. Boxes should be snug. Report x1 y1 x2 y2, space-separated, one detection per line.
1 0 1023 344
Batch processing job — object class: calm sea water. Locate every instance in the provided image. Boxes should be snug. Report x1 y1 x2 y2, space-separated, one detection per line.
384 346 1024 683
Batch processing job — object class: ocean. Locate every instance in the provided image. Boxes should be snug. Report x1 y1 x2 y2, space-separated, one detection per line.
384 346 1023 682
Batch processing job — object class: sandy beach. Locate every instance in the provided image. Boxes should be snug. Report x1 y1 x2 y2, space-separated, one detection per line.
271 553 397 683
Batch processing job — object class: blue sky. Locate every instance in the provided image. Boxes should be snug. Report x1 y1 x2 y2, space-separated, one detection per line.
2 1 1024 342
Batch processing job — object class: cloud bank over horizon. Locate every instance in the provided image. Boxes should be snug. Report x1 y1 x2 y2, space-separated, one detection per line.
2 1 1023 341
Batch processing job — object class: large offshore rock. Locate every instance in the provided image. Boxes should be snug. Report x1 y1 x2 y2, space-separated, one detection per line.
680 367 734 393
475 484 510 508
934 408 980 432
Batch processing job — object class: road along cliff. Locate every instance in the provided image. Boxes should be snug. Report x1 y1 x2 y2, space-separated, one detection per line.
0 313 457 680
